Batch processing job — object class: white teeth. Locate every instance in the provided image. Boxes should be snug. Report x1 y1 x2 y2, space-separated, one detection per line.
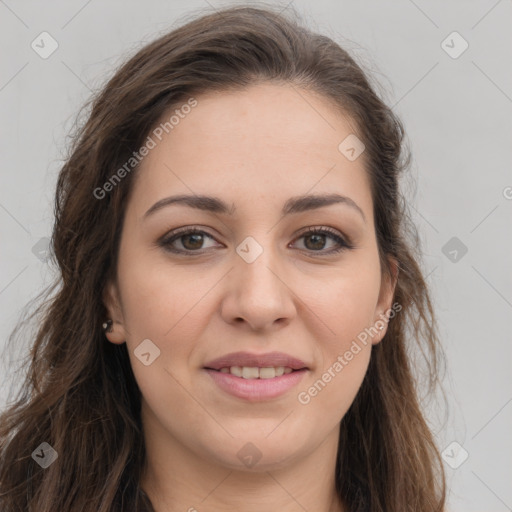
259 367 277 379
230 366 243 377
242 367 259 379
218 366 295 379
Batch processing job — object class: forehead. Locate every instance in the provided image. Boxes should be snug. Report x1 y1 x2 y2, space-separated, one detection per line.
129 83 373 222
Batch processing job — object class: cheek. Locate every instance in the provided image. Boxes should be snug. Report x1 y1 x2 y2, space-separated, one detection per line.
302 263 382 349
117 241 212 339
119 261 205 424
304 348 371 419
307 283 375 405
293 266 380 417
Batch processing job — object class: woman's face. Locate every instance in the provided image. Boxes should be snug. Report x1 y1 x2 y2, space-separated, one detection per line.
105 83 396 472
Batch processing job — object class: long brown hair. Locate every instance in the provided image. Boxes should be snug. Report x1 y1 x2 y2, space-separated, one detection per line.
0 5 445 511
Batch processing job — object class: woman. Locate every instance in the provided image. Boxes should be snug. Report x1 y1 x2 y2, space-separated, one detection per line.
0 5 446 511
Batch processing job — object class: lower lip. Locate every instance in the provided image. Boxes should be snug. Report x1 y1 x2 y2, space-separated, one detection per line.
204 369 307 402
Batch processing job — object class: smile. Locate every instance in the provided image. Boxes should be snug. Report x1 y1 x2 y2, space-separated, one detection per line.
216 366 295 379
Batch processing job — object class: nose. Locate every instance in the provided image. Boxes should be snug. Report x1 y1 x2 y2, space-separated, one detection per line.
220 243 297 332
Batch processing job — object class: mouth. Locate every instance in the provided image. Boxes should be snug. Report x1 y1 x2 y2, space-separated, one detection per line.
202 351 310 401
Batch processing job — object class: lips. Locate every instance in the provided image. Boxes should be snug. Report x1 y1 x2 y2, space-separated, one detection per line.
203 351 309 371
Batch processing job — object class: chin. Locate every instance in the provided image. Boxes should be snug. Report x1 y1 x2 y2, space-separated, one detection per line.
199 436 303 473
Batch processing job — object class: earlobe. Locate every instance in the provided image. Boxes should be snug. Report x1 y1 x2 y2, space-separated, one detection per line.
102 281 127 345
103 321 126 345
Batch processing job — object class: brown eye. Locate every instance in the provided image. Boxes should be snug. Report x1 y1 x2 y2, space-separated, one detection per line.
181 232 205 250
303 232 328 251
159 226 353 256
292 227 353 255
159 228 219 254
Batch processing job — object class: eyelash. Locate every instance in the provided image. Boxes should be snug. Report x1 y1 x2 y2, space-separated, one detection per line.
158 226 354 256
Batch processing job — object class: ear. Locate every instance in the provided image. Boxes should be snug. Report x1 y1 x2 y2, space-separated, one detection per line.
102 280 127 345
372 256 399 345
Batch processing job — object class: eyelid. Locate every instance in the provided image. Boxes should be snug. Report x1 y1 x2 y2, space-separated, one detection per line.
158 226 220 252
291 225 354 252
158 225 354 255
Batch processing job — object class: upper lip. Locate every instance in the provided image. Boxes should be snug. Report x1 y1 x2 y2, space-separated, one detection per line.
204 351 309 371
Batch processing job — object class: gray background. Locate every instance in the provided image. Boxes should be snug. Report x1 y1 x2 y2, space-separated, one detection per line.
1 0 511 510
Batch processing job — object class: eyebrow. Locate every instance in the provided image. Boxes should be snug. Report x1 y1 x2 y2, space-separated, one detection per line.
143 193 366 222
